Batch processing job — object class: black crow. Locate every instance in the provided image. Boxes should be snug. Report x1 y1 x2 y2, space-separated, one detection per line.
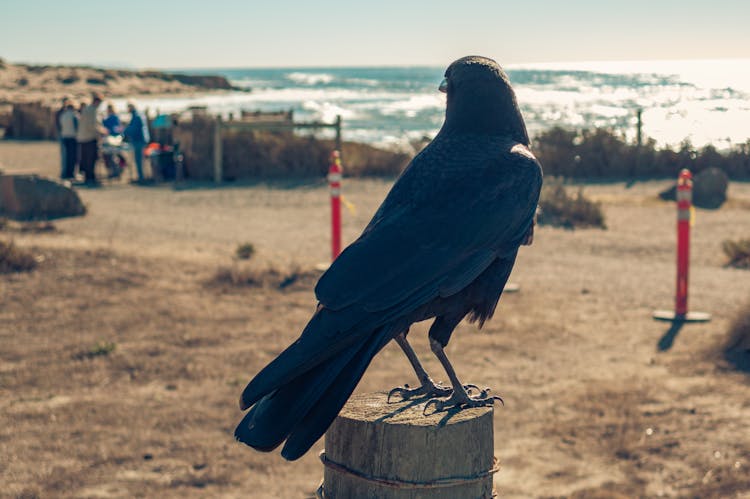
235 55 543 461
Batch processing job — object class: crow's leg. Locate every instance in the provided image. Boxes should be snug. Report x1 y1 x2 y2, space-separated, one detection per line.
387 332 454 402
423 316 503 414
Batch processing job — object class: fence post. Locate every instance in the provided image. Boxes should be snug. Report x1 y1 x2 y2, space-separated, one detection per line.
317 392 497 499
653 169 711 323
634 108 643 177
213 115 223 184
636 108 643 149
334 115 342 154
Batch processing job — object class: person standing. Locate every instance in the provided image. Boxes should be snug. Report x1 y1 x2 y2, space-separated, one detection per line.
55 96 70 178
76 92 104 186
58 100 78 180
102 104 122 136
101 103 125 178
123 102 150 183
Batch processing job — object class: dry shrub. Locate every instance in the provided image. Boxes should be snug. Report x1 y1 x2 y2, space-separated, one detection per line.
176 120 409 180
724 303 750 372
221 132 409 179
209 262 316 290
538 182 606 229
535 126 750 179
722 238 750 269
73 341 116 361
221 130 330 179
0 240 37 273
6 102 57 139
339 141 411 177
234 242 255 260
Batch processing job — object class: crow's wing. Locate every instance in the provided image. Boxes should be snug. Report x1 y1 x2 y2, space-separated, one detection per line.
239 138 541 413
316 137 542 314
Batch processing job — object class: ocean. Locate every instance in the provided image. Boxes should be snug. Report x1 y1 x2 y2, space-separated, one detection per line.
116 59 750 151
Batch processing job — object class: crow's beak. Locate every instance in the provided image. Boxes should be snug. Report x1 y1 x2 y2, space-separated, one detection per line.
438 78 448 93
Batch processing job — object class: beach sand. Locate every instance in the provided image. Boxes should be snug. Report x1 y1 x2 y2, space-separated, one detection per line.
1 139 749 498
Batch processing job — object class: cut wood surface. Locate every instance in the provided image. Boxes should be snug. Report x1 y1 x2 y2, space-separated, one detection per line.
322 392 495 499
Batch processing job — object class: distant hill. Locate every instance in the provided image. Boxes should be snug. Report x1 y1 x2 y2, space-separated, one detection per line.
0 57 240 105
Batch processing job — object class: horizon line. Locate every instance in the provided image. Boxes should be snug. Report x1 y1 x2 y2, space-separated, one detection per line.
4 56 750 73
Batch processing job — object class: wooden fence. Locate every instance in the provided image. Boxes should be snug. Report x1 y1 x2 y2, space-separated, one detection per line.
211 114 342 183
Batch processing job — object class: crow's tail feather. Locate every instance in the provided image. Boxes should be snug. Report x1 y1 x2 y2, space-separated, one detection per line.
234 325 393 459
239 308 368 411
281 330 392 460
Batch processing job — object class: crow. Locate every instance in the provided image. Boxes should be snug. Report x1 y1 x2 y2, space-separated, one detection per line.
235 55 543 461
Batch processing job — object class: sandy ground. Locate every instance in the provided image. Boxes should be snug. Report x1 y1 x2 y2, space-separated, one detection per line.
1 140 750 498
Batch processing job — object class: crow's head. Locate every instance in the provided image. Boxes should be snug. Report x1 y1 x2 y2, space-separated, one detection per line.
440 55 529 145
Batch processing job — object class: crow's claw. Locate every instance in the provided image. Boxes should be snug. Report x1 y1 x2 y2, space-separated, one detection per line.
471 387 504 405
387 380 452 403
387 384 410 403
422 387 504 414
463 384 481 395
423 398 445 415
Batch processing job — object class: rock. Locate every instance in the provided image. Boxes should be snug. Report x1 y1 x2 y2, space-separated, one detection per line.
658 168 729 209
0 174 86 220
693 167 729 209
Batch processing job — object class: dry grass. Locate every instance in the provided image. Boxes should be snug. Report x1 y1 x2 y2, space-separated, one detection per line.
689 461 750 499
551 384 652 464
722 238 750 269
0 239 37 273
1 149 749 498
723 303 750 372
0 217 56 233
538 183 607 229
209 261 317 290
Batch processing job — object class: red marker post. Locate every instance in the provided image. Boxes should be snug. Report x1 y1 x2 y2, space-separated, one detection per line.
653 169 711 322
328 151 343 261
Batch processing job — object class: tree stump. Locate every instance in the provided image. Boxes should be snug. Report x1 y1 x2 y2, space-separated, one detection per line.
319 391 497 499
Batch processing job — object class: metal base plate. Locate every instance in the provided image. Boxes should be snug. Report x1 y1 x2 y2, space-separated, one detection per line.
653 310 712 322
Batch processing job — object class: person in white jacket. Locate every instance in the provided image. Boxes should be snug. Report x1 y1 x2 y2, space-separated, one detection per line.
76 92 104 185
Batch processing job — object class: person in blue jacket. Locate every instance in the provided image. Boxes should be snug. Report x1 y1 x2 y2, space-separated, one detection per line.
123 102 150 182
102 104 123 136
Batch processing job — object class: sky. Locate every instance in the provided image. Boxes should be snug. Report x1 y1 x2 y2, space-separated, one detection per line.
2 0 749 69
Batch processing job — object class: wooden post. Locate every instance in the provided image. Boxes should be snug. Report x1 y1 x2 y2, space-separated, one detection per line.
213 115 223 184
319 392 497 499
334 115 342 154
636 108 643 149
632 108 643 178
